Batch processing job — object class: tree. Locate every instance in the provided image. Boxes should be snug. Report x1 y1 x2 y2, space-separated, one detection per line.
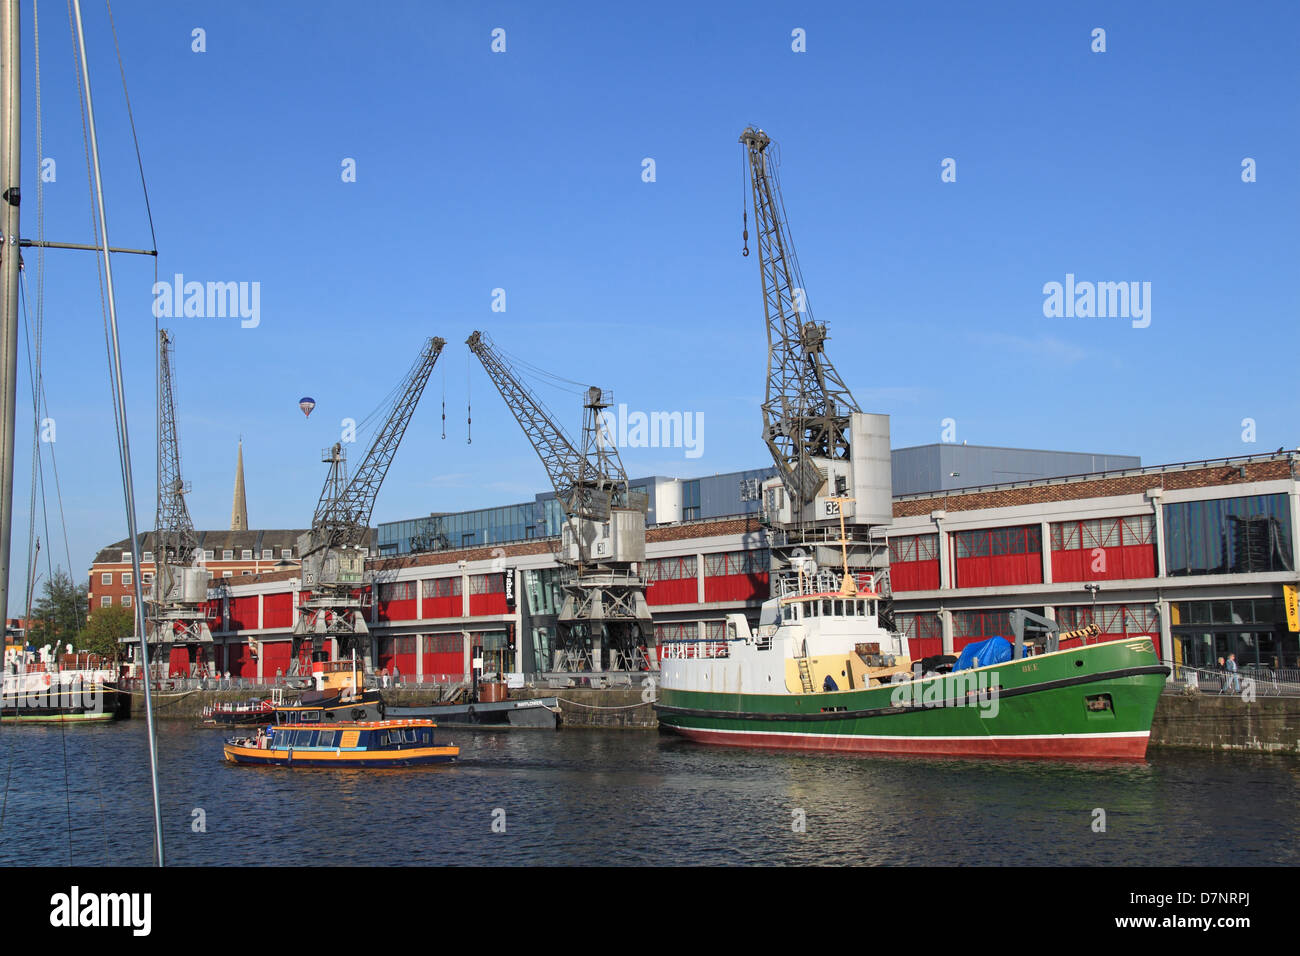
77 605 134 660
26 569 88 652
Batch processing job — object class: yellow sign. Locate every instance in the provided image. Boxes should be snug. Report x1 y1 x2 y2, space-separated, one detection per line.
1284 585 1299 633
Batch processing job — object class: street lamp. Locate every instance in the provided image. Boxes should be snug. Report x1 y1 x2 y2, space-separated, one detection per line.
1083 584 1101 643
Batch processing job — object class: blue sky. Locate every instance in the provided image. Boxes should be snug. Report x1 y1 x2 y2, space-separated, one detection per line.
8 0 1298 597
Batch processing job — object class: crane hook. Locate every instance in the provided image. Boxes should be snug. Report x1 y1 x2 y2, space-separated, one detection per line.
741 209 749 257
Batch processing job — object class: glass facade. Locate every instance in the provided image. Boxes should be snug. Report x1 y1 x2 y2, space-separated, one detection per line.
1170 597 1295 671
376 501 544 555
1163 494 1294 576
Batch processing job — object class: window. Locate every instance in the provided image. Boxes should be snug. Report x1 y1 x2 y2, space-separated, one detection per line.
241 571 252 576
262 549 273 560
142 551 153 562
222 571 233 578
205 550 214 560
100 596 111 608
142 573 153 586
120 551 131 562
1164 494 1294 576
890 534 938 563
955 526 1041 558
704 550 768 576
101 572 112 585
682 480 701 521
646 555 697 583
123 572 132 587
223 550 233 560
381 580 416 601
122 595 132 607
281 549 292 559
469 574 504 595
422 577 462 598
241 549 253 560
1051 515 1154 552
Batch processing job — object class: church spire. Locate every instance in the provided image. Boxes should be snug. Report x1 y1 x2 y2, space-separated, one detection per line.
230 440 248 531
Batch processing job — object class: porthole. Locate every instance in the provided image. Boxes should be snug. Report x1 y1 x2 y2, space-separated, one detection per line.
1075 660 1084 668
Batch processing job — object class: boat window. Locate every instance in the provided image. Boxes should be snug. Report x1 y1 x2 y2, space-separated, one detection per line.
834 600 844 617
293 730 315 747
781 604 793 622
822 600 833 617
318 731 337 748
301 711 320 723
869 601 876 617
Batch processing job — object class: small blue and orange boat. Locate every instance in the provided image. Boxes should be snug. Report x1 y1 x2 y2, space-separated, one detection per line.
223 718 458 768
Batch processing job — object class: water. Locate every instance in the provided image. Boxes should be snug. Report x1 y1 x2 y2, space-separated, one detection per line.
1 721 1296 866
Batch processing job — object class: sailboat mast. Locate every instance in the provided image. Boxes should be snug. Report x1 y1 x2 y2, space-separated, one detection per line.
0 0 20 633
70 0 164 867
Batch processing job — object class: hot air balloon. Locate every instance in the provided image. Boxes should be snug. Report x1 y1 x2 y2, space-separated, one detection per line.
298 396 316 419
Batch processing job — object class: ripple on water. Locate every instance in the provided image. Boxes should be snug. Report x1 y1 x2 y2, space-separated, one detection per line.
0 723 1294 866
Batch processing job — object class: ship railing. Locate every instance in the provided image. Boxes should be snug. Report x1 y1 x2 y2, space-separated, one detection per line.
659 639 732 661
1163 660 1300 697
773 569 876 599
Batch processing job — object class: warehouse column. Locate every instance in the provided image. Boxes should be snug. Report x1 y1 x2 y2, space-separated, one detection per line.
1040 520 1052 584
1157 599 1173 663
932 512 949 589
1148 488 1167 578
939 608 953 655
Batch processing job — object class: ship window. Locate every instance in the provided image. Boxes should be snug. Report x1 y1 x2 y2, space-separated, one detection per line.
300 711 319 723
834 600 845 617
293 730 315 747
318 731 337 747
822 600 833 617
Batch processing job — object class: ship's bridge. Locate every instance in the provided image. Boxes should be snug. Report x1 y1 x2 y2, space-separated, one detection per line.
773 569 880 624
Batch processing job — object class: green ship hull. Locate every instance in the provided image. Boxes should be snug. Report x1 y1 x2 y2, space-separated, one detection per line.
656 637 1168 759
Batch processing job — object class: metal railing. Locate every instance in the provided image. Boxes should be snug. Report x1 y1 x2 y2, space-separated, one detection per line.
1162 661 1300 697
119 674 472 694
660 639 732 660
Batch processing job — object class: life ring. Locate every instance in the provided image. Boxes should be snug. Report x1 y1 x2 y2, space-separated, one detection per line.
42 674 51 687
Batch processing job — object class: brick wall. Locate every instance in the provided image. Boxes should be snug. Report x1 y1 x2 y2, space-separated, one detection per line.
893 459 1293 518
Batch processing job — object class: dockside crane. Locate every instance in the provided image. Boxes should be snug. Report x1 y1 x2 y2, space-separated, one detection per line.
293 336 445 670
148 329 214 677
740 126 894 587
466 331 653 673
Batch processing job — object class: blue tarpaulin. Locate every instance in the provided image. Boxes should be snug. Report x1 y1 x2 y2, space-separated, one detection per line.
952 636 1014 672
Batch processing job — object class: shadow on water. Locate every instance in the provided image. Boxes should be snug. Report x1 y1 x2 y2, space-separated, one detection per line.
0 721 1295 865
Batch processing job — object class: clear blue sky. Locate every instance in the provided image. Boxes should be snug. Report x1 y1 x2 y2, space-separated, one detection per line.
8 0 1298 598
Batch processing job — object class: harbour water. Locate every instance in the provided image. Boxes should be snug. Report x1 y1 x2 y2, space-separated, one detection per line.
1 723 1297 866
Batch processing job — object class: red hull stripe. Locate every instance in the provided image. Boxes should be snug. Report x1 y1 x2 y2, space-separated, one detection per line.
670 726 1150 759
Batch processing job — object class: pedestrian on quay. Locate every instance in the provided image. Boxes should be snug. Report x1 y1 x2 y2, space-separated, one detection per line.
1216 656 1227 694
1226 653 1240 693
392 665 400 688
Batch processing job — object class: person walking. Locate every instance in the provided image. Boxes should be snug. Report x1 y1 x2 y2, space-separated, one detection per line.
1226 653 1240 694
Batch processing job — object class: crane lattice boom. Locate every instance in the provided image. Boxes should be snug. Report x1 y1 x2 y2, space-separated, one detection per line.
465 331 628 522
307 336 445 555
741 126 860 507
155 328 197 566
